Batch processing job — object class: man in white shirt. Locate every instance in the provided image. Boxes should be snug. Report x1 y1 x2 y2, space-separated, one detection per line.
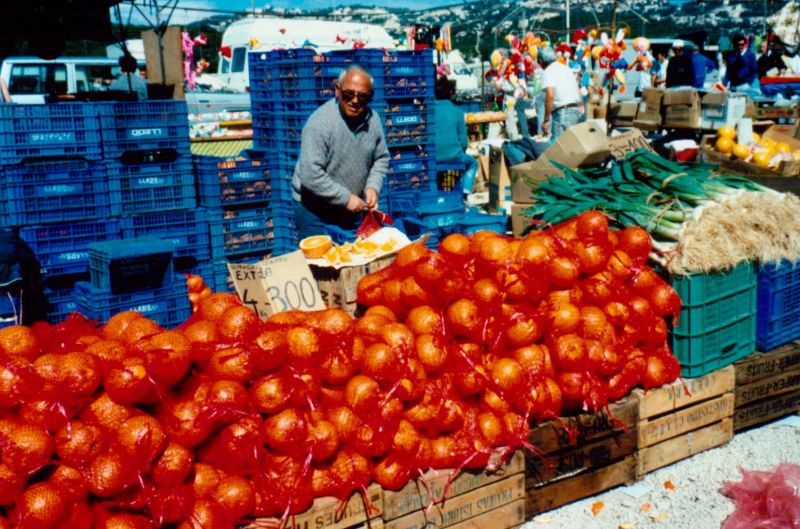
540 46 582 139
108 54 148 100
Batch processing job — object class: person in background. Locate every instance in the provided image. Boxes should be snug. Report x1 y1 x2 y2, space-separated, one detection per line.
108 54 148 100
687 42 717 89
0 228 47 326
293 65 389 240
724 34 758 91
665 40 695 87
434 78 479 196
540 46 582 139
651 51 668 88
757 37 785 78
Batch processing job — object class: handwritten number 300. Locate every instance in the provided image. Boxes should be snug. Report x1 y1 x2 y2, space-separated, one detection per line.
266 277 317 312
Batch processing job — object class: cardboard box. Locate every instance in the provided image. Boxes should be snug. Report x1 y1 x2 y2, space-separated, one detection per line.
511 203 534 237
544 120 611 167
509 156 562 203
609 101 638 126
488 146 512 212
701 92 748 130
662 89 701 129
608 128 655 160
636 87 664 127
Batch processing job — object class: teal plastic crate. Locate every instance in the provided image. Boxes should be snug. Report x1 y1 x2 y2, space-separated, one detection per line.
671 314 756 377
670 263 757 377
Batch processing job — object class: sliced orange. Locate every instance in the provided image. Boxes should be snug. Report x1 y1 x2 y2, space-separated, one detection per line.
299 235 333 259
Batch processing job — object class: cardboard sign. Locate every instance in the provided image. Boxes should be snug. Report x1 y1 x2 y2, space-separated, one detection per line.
228 251 325 319
609 129 655 160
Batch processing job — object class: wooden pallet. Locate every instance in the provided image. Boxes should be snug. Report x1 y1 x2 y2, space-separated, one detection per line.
381 452 524 522
384 474 525 529
246 483 383 529
525 396 637 490
525 456 636 517
633 366 735 477
734 342 800 431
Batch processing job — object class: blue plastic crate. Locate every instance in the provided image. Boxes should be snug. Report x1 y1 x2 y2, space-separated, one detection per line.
386 171 434 191
108 158 196 214
459 208 507 235
757 260 800 351
399 216 461 250
388 157 430 175
1 159 111 226
98 100 190 158
195 155 271 207
418 190 463 215
0 103 103 163
75 280 191 328
209 208 295 257
180 261 215 289
120 209 211 262
20 219 121 277
89 239 176 294
45 286 79 324
325 225 357 245
387 190 421 217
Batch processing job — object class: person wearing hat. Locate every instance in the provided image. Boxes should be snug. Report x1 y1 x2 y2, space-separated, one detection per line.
539 45 582 139
665 39 695 88
724 34 758 91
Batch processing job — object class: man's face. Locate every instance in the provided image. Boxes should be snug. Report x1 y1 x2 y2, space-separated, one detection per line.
336 71 373 119
736 40 747 53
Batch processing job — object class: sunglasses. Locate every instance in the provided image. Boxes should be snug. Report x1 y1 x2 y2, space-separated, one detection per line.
336 83 372 103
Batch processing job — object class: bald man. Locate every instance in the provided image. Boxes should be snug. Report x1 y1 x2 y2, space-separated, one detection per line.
292 65 389 239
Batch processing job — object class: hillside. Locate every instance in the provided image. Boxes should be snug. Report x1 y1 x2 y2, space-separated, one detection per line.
201 0 791 60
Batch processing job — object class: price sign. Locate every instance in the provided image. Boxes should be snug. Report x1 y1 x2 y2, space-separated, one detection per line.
228 251 325 319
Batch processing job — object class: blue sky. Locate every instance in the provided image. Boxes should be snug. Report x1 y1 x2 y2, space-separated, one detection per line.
114 0 466 26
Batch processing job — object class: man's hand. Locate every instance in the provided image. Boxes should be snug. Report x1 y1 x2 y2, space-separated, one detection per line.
541 118 550 135
346 194 367 212
364 188 378 210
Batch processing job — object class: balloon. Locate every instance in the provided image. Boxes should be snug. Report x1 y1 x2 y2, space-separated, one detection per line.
490 49 506 69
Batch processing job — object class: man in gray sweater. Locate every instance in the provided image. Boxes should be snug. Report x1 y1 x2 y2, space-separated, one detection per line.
292 65 389 239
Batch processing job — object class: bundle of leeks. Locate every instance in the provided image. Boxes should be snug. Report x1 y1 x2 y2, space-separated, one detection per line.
522 149 800 274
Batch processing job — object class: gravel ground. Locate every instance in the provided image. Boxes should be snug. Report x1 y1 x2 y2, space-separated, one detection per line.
520 416 800 529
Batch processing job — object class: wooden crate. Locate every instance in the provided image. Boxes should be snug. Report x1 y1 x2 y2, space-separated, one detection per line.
384 474 525 529
525 396 638 490
311 254 395 315
382 451 524 522
734 342 800 431
525 456 636 517
444 499 524 529
634 366 735 477
246 483 383 529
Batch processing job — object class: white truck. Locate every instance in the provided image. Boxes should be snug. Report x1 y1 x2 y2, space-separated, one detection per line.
213 16 396 94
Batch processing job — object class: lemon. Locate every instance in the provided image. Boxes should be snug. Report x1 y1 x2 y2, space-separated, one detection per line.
752 151 771 168
732 143 750 160
717 125 736 139
715 136 734 155
776 142 792 154
751 132 761 143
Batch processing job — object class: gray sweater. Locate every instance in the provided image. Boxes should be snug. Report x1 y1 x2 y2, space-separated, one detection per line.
292 99 389 207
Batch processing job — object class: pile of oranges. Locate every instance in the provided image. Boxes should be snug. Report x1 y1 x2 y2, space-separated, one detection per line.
713 125 799 169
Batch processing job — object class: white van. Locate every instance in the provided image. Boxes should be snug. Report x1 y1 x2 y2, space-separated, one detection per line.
0 56 145 103
215 17 396 93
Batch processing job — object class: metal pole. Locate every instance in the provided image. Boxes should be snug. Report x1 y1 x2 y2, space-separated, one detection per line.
566 0 571 41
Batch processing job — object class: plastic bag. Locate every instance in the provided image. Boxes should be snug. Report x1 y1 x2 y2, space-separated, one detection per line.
721 463 800 529
356 209 393 239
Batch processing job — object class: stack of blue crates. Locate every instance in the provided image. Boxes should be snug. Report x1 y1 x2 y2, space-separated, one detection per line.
248 48 437 244
0 101 201 327
194 150 292 292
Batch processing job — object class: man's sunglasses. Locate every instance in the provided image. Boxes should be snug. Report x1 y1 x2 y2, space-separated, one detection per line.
336 83 372 103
